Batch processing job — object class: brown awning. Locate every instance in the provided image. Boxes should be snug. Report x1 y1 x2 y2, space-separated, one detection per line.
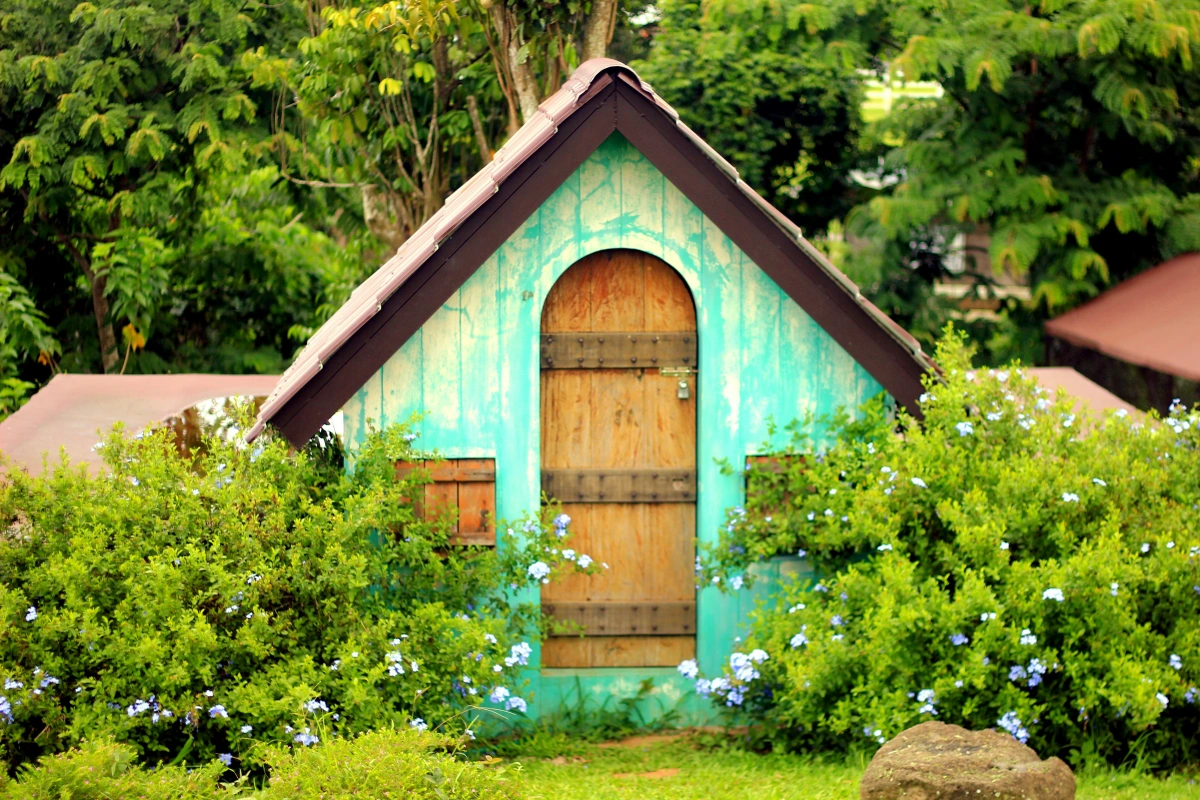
1027 367 1137 416
0 374 279 476
1044 252 1200 381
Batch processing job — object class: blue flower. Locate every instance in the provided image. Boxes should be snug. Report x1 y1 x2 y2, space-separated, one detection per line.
730 575 744 591
24 606 36 622
949 633 969 646
505 696 529 713
955 421 974 437
1185 687 1197 704
1019 628 1037 645
217 753 232 766
208 705 228 719
797 549 807 558
295 727 320 745
527 561 551 581
1110 582 1119 596
1170 654 1183 670
830 615 844 627
240 725 253 734
997 711 1029 743
790 628 809 649
677 659 699 679
0 696 12 723
1008 665 1027 682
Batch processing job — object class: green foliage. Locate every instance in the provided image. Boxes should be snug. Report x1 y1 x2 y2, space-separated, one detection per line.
693 330 1200 767
482 678 682 758
0 417 593 773
635 0 872 235
0 0 360 379
5 731 521 799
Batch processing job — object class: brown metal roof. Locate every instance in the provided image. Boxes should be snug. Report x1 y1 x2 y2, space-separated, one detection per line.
1044 252 1200 381
0 374 279 476
248 59 933 444
1026 367 1137 416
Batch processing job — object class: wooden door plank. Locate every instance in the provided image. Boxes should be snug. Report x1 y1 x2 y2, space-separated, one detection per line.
540 370 591 469
542 258 593 332
644 255 696 331
590 250 645 331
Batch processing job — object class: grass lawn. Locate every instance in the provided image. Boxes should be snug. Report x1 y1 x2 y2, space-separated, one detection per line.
515 735 1200 800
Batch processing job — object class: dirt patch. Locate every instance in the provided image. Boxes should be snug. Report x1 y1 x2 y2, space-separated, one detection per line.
596 727 749 749
612 768 680 779
597 733 686 749
545 755 589 765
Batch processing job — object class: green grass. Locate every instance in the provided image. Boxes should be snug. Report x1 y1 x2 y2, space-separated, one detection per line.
514 735 1200 800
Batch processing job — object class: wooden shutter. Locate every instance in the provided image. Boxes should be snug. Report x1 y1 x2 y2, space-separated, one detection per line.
394 459 496 546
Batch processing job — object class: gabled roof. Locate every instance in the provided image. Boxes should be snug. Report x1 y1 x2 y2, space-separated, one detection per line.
249 59 933 446
1045 252 1200 382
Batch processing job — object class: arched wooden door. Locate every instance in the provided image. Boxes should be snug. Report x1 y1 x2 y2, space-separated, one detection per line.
540 249 697 668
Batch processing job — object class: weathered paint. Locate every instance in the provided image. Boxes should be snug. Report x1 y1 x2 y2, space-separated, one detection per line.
343 133 884 724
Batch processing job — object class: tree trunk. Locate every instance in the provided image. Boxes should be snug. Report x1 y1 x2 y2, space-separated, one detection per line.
491 5 541 123
63 239 118 372
581 0 618 62
361 185 410 253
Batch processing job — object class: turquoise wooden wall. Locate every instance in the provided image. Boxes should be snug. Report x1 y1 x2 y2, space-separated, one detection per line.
343 133 884 725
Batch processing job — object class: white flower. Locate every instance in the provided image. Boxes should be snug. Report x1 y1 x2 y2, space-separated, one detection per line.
677 659 699 679
527 561 551 581
877 544 893 552
1043 588 1064 602
911 478 927 488
1000 541 1010 551
1061 492 1079 503
1156 693 1169 708
1141 543 1151 553
955 421 974 437
24 606 37 622
1092 478 1107 487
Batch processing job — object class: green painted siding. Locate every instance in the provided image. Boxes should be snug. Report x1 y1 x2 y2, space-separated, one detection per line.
343 132 884 724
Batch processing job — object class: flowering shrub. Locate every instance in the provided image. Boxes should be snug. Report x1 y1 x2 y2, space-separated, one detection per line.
3 729 520 798
690 331 1200 767
0 419 592 772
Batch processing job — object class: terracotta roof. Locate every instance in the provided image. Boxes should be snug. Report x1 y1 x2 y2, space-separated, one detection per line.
1026 367 1137 416
248 59 932 443
0 373 279 476
1044 252 1200 381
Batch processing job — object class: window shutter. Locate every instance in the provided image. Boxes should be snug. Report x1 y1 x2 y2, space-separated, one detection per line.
395 459 496 546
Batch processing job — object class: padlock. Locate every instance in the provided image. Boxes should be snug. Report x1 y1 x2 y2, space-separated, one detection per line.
677 379 690 400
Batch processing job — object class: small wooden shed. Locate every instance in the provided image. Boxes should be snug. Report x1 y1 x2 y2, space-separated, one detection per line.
249 59 931 722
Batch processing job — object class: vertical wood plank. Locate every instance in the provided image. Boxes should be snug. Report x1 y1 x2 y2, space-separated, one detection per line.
456 458 495 538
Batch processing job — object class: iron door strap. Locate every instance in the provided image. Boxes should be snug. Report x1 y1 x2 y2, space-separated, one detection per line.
540 331 697 369
541 468 696 503
543 601 695 636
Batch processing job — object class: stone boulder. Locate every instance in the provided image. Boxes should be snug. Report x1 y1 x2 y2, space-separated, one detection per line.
860 721 1075 800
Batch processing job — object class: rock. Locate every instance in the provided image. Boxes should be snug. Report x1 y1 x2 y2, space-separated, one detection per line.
860 721 1075 800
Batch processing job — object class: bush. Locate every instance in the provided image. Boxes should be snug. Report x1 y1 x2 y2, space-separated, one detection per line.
0 418 593 772
4 729 521 799
690 331 1200 768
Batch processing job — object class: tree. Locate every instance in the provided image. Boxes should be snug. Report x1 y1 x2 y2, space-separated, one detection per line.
0 0 366 394
635 0 872 236
708 0 1200 363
